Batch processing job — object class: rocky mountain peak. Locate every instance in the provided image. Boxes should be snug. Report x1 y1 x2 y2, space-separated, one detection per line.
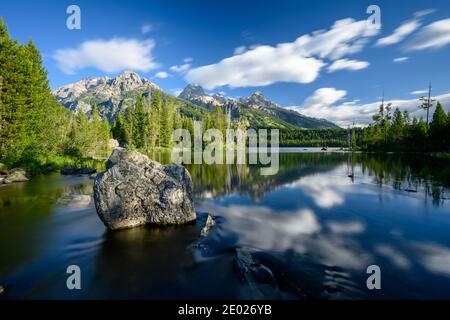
248 91 268 103
115 70 142 81
252 91 264 97
178 84 206 100
53 71 160 120
111 70 151 91
177 84 227 109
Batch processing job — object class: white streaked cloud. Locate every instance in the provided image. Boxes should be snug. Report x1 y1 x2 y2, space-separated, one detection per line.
393 56 409 63
53 38 157 74
414 8 435 18
376 19 421 46
170 63 191 73
406 18 450 50
327 58 369 73
411 89 428 95
155 71 170 78
186 18 379 89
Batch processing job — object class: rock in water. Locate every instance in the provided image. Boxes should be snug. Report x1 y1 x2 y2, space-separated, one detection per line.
200 214 215 237
58 195 92 207
93 149 196 230
4 168 29 183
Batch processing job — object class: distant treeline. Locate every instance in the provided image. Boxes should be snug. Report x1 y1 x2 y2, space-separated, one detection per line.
279 102 450 152
356 102 450 152
279 128 348 147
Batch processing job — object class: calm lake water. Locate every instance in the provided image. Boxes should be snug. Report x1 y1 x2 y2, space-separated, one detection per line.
1 151 450 299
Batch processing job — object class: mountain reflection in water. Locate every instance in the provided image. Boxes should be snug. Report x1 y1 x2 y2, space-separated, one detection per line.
0 152 449 299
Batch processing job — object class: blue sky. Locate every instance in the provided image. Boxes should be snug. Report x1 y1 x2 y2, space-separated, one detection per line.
2 0 450 125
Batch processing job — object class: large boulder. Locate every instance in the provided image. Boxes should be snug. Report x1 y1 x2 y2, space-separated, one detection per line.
4 168 29 183
93 149 196 230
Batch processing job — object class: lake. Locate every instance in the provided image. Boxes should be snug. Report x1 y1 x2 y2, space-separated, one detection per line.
1 151 449 299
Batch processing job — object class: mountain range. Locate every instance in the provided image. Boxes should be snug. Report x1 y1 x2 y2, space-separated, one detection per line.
178 84 338 129
53 71 339 129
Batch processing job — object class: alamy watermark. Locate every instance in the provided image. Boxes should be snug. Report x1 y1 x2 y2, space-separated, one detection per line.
367 5 381 30
366 264 381 290
66 265 81 290
66 5 81 30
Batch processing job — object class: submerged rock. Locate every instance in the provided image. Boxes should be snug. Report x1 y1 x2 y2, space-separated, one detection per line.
93 149 196 230
58 194 92 207
200 214 216 237
4 168 29 184
233 248 307 299
233 248 283 299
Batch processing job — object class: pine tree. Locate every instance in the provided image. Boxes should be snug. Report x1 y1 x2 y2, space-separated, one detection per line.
390 108 404 147
173 111 183 132
430 102 447 150
411 117 428 151
204 113 213 130
149 90 162 147
112 112 127 144
133 95 146 148
91 104 102 154
124 106 135 147
160 100 174 148
213 105 226 135
0 18 16 157
101 117 111 157
351 126 357 150
71 111 92 157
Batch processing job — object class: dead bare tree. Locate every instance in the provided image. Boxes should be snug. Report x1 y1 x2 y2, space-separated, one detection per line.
419 83 436 126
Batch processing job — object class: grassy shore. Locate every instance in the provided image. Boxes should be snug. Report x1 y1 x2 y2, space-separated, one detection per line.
1 154 106 175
